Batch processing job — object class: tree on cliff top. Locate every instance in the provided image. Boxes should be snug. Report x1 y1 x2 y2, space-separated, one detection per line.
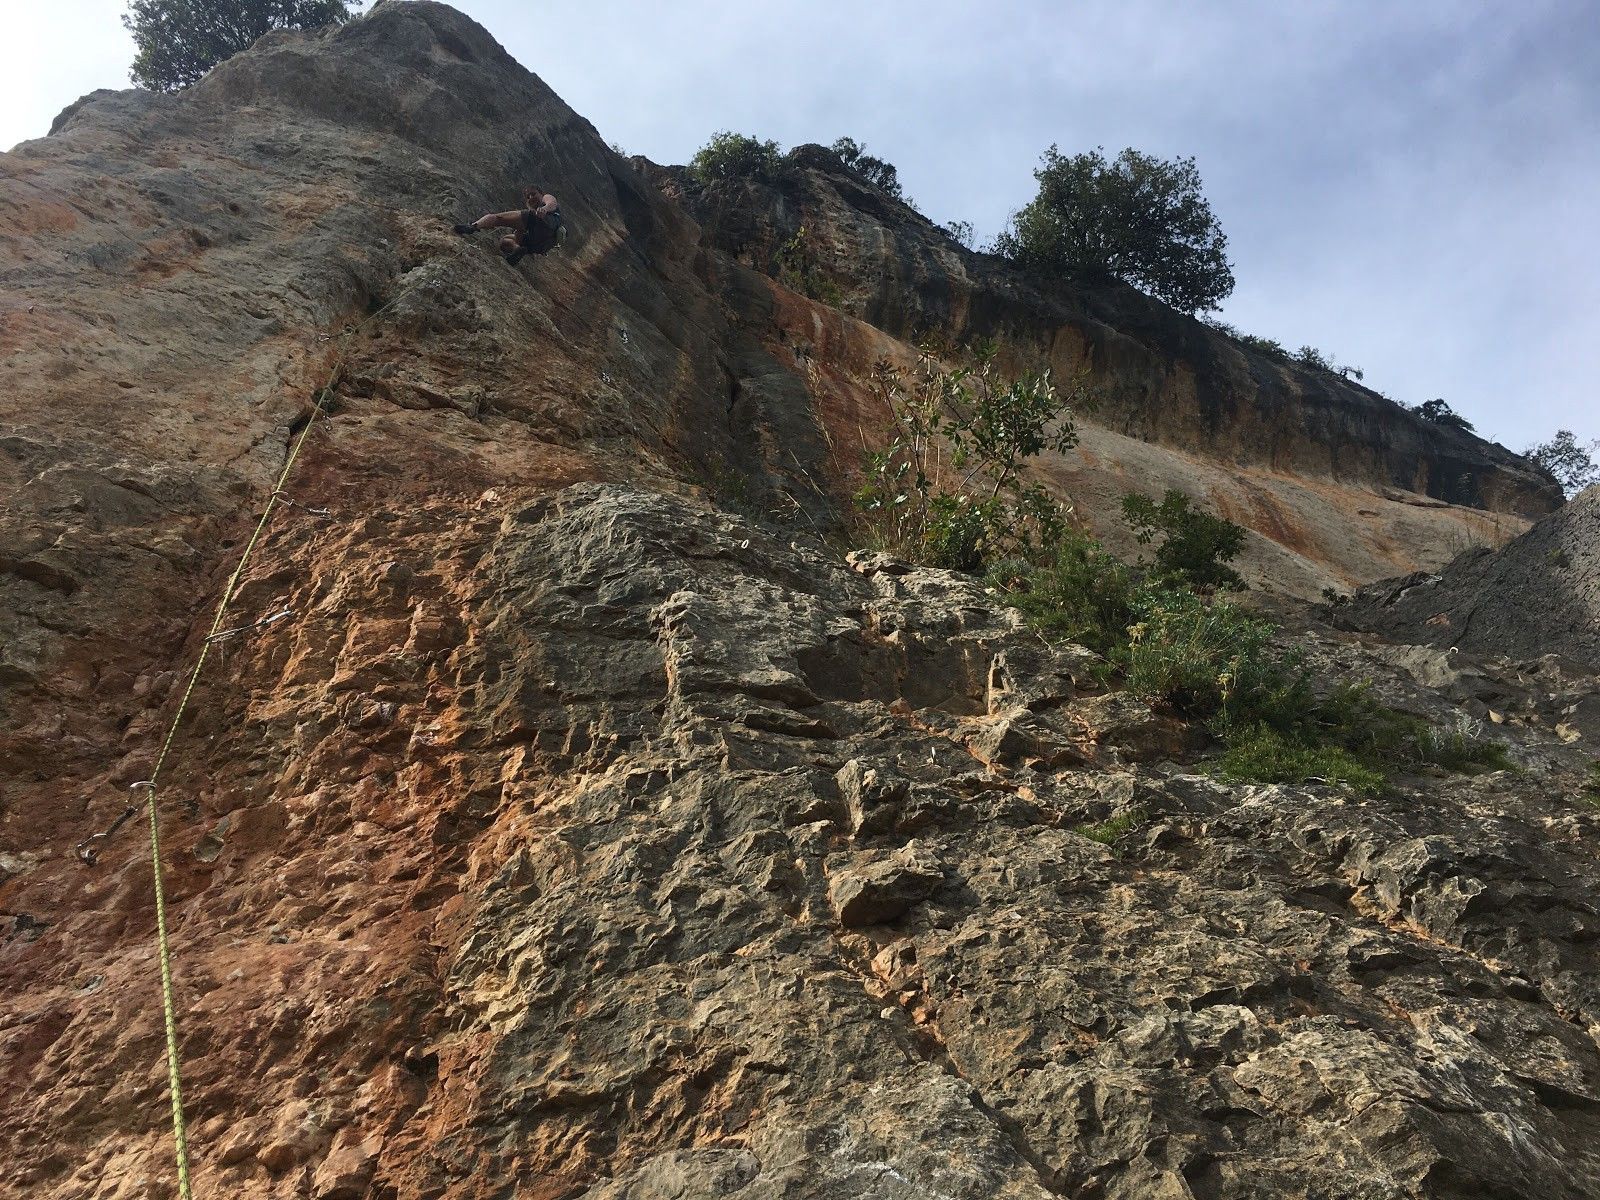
829 137 904 201
1524 429 1600 497
124 0 358 91
688 132 785 185
1411 398 1475 434
995 146 1235 314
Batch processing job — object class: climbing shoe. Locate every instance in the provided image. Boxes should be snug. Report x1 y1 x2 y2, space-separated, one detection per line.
452 223 476 236
504 248 528 266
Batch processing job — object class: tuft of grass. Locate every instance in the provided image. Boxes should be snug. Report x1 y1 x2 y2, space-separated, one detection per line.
1209 726 1385 797
1308 682 1427 758
1118 586 1307 724
1074 807 1148 847
1414 726 1514 773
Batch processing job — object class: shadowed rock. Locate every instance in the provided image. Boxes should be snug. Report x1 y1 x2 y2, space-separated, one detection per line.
1342 486 1600 670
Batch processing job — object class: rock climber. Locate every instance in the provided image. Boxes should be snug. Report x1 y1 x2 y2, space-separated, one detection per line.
454 186 563 265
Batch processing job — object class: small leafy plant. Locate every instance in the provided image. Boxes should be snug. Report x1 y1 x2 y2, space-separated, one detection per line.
855 344 1080 570
774 226 845 307
987 534 1134 656
1074 807 1148 849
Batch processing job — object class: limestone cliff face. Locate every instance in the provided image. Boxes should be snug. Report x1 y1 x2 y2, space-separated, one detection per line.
641 149 1561 596
9 478 1600 1200
4 6 1600 1200
669 145 1559 520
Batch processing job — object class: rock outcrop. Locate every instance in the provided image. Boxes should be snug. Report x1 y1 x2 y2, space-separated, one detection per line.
1342 486 1600 671
6 483 1600 1200
3 6 1598 1200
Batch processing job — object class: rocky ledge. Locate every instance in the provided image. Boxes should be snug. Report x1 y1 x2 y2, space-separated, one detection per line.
665 147 1561 519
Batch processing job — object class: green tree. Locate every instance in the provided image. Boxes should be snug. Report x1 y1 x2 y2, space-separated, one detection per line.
124 0 357 91
1411 398 1475 434
995 146 1235 313
943 219 976 249
1525 429 1600 496
829 137 904 200
688 131 784 184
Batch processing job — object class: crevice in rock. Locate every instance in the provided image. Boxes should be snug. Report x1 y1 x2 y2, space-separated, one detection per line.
826 933 1073 1196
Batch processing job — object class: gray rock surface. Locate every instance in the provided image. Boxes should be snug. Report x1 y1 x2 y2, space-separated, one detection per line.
2 5 1599 1199
6 476 1600 1198
1343 486 1600 670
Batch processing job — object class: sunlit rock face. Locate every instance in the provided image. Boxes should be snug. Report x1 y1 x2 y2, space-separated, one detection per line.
3 6 1596 1200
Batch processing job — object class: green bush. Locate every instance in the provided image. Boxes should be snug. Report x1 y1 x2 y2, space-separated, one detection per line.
1119 586 1308 722
994 145 1234 313
986 535 1134 656
921 494 997 573
855 345 1079 570
689 131 784 184
990 547 1509 794
1120 490 1246 590
1211 725 1385 796
1304 682 1420 753
1294 345 1332 371
1217 681 1510 789
980 487 1509 796
774 226 845 307
1239 333 1288 358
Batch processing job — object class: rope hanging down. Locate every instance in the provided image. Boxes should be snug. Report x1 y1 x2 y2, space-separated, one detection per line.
88 237 470 1199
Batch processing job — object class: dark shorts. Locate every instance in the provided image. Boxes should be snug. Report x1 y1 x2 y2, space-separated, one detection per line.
518 209 560 255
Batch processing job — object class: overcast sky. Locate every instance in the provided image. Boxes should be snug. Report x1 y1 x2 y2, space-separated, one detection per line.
4 1 1595 451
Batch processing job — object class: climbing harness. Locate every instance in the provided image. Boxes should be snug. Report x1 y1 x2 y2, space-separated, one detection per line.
74 233 473 1198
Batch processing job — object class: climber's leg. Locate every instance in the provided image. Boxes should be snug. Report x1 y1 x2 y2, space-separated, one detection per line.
455 211 523 236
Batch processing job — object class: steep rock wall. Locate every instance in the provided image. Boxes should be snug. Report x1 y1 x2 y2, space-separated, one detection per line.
3 8 1599 1200
1342 485 1600 670
668 147 1560 519
6 483 1600 1200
